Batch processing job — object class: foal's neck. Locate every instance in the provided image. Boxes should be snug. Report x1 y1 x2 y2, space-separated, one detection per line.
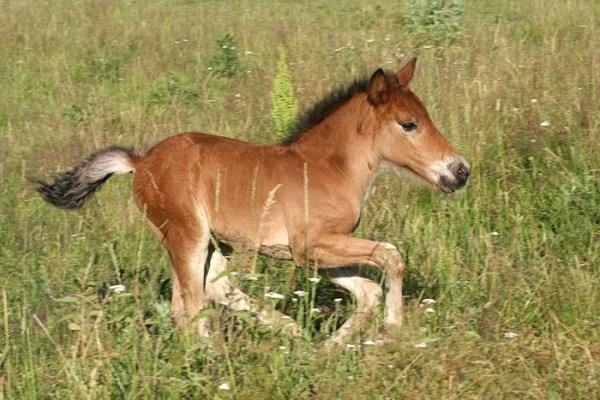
290 94 381 186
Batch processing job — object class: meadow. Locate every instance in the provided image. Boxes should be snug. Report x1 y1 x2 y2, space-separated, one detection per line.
0 0 598 398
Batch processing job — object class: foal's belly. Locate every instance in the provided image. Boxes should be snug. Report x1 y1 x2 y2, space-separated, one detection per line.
210 213 293 260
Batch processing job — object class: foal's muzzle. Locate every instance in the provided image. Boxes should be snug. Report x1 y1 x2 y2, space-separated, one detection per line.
439 160 470 193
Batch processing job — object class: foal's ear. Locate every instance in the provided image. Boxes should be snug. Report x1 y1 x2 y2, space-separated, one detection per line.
367 68 390 106
396 57 417 87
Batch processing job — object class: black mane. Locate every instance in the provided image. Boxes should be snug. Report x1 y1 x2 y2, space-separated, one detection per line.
281 75 370 144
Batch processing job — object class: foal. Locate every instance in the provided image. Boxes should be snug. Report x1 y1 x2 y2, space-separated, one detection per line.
34 58 470 344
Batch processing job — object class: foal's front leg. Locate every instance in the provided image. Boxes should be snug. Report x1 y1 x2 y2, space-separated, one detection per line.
320 267 383 345
302 234 406 333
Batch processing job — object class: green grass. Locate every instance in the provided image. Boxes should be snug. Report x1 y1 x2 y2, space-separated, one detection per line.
1 0 599 398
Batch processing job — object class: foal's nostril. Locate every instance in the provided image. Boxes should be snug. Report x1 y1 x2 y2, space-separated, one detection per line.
441 160 470 192
453 162 470 184
457 164 469 179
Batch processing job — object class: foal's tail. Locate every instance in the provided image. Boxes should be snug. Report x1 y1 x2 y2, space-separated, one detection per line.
32 146 139 210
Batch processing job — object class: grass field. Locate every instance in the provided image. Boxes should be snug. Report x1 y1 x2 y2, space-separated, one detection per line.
1 0 599 398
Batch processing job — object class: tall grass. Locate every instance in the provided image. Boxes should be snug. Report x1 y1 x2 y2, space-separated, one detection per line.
1 0 598 398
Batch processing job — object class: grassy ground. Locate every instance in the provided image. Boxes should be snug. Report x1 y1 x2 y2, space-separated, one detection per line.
1 0 599 398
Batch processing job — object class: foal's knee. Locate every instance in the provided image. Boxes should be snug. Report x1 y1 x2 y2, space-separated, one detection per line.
377 242 405 278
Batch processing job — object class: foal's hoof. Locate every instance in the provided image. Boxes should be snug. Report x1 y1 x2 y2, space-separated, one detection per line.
322 337 345 349
256 312 301 337
370 332 396 346
383 322 404 338
278 316 301 337
322 336 386 349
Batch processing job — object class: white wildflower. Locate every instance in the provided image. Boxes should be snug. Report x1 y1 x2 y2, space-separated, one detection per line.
504 331 518 339
490 231 500 237
415 341 427 348
421 298 436 305
540 121 551 127
424 307 435 314
334 298 343 303
218 383 230 390
307 277 321 284
363 339 376 346
293 290 308 297
108 284 125 294
265 292 285 300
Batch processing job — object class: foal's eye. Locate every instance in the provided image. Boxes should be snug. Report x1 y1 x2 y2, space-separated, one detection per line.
400 121 418 132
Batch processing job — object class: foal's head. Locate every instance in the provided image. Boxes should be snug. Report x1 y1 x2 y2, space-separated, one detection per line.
368 58 470 193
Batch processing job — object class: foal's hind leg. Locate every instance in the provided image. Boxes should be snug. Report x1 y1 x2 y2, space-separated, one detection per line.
205 250 300 336
162 220 212 337
205 250 253 311
170 271 185 324
321 267 382 345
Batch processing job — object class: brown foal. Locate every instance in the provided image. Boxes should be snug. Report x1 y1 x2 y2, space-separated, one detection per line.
34 58 470 344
